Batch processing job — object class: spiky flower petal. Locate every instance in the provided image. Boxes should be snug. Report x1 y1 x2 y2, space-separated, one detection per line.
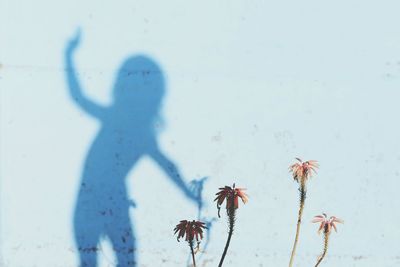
174 220 207 242
289 158 319 182
312 213 343 234
214 183 248 210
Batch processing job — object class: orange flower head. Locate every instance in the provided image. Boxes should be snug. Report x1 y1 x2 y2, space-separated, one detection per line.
290 158 319 182
214 183 248 215
174 220 207 242
312 213 343 234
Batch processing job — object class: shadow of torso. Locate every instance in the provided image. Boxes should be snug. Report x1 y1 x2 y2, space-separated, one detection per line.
78 114 155 208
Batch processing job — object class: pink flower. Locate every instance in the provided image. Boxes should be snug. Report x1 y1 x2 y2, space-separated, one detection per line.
214 184 248 210
174 220 207 242
290 158 319 182
312 213 343 234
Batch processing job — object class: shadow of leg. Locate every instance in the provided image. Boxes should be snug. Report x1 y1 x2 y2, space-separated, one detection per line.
107 212 137 267
75 221 101 267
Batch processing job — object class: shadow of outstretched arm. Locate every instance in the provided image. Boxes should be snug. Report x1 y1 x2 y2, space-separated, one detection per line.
150 148 202 206
65 29 106 119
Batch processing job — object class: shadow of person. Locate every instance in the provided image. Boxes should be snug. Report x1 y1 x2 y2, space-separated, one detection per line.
65 30 201 267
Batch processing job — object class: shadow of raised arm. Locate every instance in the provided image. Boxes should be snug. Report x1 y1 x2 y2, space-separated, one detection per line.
65 29 106 119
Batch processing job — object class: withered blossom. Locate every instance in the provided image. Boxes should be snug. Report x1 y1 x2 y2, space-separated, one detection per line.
173 220 207 267
174 220 207 242
312 213 343 234
214 184 248 213
290 158 319 182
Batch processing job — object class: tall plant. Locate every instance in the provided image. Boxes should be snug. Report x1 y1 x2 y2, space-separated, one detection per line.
214 184 248 267
288 158 319 267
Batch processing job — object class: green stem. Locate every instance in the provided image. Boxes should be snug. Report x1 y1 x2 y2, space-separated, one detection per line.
288 182 306 267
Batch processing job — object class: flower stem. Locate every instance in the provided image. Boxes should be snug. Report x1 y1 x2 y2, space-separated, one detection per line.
189 240 196 267
218 199 236 267
315 230 329 267
288 181 306 267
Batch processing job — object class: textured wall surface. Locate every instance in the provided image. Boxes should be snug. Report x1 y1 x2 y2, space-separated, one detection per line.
1 1 400 266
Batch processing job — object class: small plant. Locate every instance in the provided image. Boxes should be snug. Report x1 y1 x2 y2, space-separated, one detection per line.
312 213 343 266
288 158 319 267
174 220 207 267
215 183 248 267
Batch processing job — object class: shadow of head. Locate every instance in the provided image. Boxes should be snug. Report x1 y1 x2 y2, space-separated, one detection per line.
111 55 165 123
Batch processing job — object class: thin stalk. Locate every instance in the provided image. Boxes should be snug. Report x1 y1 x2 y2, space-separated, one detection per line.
315 229 329 267
218 197 236 267
288 180 307 267
189 240 196 267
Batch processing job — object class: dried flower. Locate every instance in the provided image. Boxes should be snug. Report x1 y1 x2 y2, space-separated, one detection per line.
174 220 207 242
289 158 319 182
312 213 343 234
214 184 248 212
174 220 207 267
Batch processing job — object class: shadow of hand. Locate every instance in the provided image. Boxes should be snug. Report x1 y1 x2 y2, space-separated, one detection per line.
66 28 82 54
188 177 208 209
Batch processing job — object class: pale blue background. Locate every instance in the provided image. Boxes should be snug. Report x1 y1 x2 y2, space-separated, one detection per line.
1 0 400 266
